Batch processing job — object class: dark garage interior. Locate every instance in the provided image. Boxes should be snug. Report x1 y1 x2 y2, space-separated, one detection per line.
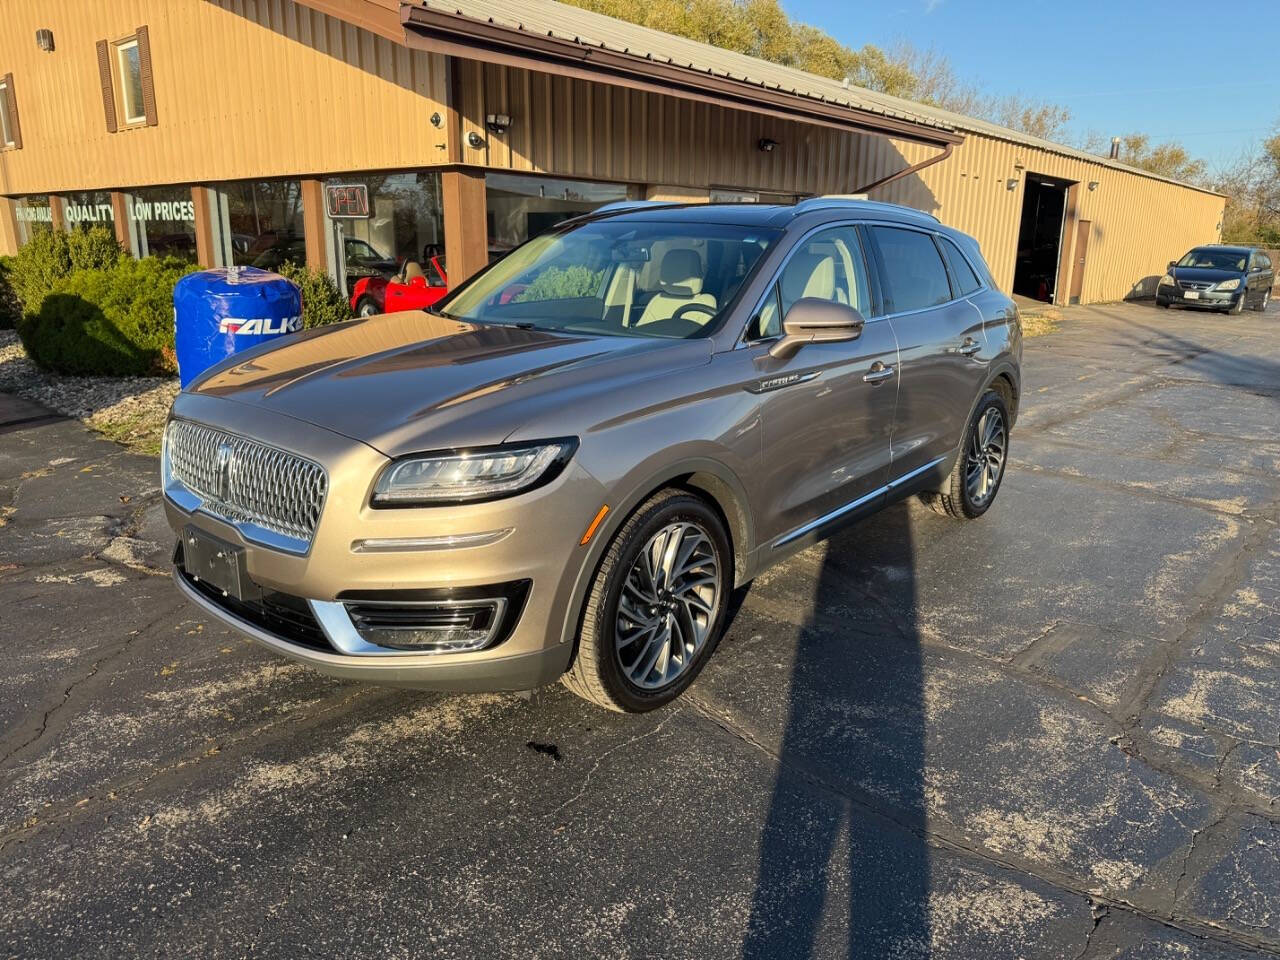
1012 174 1071 302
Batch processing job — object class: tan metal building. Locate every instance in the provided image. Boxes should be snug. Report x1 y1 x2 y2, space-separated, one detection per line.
0 0 1225 306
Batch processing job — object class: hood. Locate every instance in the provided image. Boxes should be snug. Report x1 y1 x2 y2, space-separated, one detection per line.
1172 266 1244 283
189 311 711 455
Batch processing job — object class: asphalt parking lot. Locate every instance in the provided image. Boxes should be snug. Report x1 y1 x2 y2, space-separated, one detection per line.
2 299 1278 959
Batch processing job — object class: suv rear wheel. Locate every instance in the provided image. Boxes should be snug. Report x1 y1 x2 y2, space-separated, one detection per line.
921 390 1010 520
562 490 731 712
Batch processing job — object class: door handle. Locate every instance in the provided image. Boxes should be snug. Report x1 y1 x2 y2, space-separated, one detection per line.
863 361 895 384
958 338 981 356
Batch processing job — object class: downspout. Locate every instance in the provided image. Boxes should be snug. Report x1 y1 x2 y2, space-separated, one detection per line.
854 141 955 195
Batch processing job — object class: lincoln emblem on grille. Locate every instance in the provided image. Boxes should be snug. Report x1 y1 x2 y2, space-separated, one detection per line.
214 441 234 501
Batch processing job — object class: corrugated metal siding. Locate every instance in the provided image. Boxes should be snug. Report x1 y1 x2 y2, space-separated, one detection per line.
869 134 1225 303
0 0 1226 301
462 62 1224 304
0 0 448 194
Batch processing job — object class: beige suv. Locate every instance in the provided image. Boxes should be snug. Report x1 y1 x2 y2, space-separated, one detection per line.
164 199 1021 712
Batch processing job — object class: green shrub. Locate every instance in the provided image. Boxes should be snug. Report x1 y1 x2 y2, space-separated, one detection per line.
514 265 605 303
5 226 122 320
0 256 19 330
17 255 195 376
276 260 353 328
68 226 124 272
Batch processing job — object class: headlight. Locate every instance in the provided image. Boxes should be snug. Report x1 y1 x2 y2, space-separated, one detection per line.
371 439 577 506
1159 274 1175 286
1215 278 1240 291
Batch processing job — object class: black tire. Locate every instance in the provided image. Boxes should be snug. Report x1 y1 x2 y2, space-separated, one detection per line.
1252 289 1270 313
562 489 732 713
920 389 1010 520
356 297 380 318
1230 293 1244 315
1156 299 1170 309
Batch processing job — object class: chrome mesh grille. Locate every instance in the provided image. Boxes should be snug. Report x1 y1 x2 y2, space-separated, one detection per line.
165 419 327 545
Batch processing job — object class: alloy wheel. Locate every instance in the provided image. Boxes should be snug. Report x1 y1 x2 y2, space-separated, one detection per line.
965 407 1007 507
615 522 721 690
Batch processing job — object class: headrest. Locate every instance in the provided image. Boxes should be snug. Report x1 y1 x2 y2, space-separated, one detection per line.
781 252 835 304
658 248 704 297
402 261 425 281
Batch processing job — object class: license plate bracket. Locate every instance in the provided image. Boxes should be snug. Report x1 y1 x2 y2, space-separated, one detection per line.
181 525 258 602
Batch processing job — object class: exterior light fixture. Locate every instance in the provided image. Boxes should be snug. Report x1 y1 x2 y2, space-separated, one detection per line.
1006 178 1019 191
36 29 55 52
466 131 486 149
485 113 511 134
1087 181 1099 191
429 112 443 128
758 138 778 153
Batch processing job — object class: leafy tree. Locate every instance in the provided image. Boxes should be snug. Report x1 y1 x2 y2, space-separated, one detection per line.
1112 134 1207 182
1214 123 1280 244
561 0 1074 141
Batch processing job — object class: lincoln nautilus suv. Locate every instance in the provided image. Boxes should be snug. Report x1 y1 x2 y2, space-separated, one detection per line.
163 198 1022 712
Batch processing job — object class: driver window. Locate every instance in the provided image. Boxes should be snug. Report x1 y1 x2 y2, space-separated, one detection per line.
778 227 870 316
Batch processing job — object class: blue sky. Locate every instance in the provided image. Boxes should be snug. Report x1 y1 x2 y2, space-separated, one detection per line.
784 0 1277 170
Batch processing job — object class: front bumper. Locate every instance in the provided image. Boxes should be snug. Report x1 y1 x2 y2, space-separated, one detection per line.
163 394 609 690
173 565 572 690
1156 285 1241 310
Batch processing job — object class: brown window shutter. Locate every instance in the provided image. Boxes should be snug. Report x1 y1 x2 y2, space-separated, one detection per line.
2 73 19 149
136 25 157 126
96 40 117 133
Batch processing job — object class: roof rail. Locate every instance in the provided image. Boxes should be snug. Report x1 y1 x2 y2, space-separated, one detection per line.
590 200 681 215
792 196 940 222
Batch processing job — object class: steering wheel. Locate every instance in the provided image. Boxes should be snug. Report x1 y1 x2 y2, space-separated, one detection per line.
667 302 715 326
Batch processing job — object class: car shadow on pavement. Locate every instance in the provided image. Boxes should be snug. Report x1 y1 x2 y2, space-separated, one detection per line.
738 501 930 958
1110 309 1280 394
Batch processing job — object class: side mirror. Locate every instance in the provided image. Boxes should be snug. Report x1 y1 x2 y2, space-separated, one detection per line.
1167 261 1177 272
769 298 865 360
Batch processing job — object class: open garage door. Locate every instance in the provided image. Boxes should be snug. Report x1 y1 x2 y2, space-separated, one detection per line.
1012 173 1073 303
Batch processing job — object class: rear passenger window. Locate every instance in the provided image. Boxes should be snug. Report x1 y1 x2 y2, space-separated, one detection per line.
870 226 952 313
939 236 982 296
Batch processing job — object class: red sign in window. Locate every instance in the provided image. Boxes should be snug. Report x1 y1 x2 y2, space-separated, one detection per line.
325 183 369 219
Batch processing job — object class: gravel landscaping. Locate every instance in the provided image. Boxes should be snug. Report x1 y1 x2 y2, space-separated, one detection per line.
0 329 176 454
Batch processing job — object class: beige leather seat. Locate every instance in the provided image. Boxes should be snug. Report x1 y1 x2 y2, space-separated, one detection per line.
781 251 836 307
635 248 717 327
401 261 426 283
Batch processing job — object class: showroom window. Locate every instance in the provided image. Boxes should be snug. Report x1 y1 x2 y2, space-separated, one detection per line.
61 190 115 232
324 172 444 295
211 179 305 268
12 195 53 245
126 186 197 261
486 173 629 256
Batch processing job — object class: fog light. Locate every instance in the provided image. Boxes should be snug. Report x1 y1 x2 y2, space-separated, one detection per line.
344 599 505 652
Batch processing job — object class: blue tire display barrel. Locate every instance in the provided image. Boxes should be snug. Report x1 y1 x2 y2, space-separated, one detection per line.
173 266 303 388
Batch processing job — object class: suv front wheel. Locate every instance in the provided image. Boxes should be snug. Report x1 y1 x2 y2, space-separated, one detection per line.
563 490 731 712
921 389 1010 520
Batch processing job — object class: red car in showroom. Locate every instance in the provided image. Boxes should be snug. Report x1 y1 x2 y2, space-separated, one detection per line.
350 252 449 317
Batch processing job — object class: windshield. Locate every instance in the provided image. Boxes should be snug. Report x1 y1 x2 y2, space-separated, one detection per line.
436 220 779 339
1177 249 1247 271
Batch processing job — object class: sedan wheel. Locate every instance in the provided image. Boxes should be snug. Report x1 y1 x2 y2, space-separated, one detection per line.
356 297 380 318
563 491 731 712
1254 289 1270 313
